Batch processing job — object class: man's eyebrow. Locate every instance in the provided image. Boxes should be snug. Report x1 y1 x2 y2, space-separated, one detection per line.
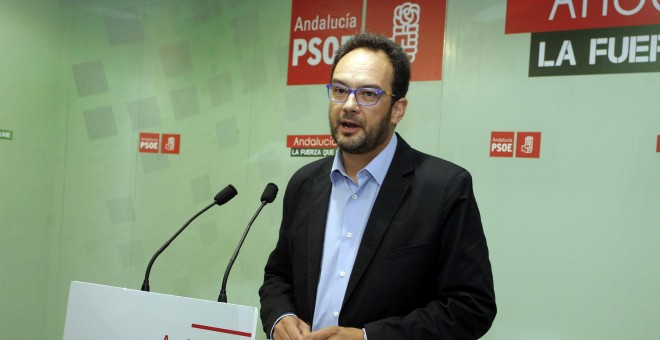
330 79 383 89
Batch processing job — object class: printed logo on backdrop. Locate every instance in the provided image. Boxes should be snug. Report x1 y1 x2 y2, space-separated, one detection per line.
366 0 447 81
490 132 516 157
287 0 362 85
490 131 542 158
656 135 660 152
160 134 181 154
139 133 160 153
287 0 447 85
139 132 180 154
287 135 337 157
0 129 12 140
515 132 542 158
506 0 660 77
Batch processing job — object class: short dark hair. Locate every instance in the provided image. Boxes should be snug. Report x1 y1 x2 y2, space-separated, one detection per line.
331 32 411 100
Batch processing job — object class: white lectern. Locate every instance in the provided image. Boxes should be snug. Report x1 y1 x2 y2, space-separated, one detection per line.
63 281 258 339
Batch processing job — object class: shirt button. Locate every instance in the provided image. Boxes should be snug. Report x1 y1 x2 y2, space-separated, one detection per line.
339 271 346 277
351 194 358 200
333 311 339 318
347 232 352 238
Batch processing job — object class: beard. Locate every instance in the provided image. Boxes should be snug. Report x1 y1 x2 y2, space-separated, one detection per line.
330 107 392 154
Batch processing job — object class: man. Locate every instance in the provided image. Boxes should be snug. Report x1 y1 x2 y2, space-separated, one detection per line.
259 32 496 339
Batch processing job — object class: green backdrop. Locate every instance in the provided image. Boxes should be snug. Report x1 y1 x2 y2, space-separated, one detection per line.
1 1 658 339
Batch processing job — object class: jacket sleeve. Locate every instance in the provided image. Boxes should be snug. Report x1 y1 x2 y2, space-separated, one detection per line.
258 180 299 336
258 159 327 337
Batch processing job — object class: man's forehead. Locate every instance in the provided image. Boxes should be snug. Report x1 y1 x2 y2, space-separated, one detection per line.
333 48 393 86
337 48 389 65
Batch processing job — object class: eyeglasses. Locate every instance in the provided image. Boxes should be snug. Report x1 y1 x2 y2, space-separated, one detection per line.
325 83 396 106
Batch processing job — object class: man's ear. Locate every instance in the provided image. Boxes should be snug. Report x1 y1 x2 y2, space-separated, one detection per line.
390 98 407 125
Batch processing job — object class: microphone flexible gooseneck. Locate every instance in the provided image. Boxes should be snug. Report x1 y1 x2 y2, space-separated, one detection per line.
141 184 238 292
218 183 278 302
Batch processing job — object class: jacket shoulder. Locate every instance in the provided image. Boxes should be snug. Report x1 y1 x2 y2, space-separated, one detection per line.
407 147 470 181
285 156 332 192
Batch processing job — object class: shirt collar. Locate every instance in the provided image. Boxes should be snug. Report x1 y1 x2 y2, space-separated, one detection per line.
330 133 398 186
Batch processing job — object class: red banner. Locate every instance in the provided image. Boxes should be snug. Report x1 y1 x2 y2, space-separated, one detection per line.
366 0 446 81
287 0 447 84
506 0 660 34
287 0 362 85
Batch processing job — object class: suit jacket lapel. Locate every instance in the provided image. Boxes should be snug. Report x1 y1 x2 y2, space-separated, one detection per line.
306 160 333 318
343 137 414 305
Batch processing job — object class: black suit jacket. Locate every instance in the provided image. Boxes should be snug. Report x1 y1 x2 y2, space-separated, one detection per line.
259 135 496 339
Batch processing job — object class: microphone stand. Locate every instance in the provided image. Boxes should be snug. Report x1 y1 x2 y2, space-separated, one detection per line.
218 201 268 302
141 202 216 292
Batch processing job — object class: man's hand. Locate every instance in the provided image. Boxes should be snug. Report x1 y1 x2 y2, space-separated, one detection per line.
273 315 311 340
303 326 364 340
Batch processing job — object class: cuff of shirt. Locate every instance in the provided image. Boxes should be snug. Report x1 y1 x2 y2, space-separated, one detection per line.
363 327 368 340
269 313 296 339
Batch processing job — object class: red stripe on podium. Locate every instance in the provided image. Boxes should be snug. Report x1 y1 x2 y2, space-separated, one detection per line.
191 323 252 338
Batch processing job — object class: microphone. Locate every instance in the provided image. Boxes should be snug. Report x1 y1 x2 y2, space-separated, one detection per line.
141 185 238 292
218 183 278 302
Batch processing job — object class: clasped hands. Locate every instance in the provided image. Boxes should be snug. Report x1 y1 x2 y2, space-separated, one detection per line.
273 315 364 340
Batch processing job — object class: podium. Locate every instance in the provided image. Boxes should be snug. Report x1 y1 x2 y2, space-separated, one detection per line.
63 281 258 339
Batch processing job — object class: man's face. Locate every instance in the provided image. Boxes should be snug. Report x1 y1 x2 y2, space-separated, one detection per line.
329 48 403 155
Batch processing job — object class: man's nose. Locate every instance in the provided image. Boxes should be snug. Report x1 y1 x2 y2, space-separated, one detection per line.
342 91 360 110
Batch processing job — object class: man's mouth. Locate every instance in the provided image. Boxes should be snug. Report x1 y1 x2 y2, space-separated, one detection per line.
340 120 361 129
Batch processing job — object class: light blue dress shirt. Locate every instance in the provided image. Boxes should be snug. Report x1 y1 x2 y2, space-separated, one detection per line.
311 134 398 331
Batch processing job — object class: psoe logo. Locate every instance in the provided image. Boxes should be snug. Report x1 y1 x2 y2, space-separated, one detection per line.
490 131 515 157
392 2 421 62
287 134 337 157
656 135 660 153
489 131 542 159
139 132 181 154
139 133 160 153
161 133 181 155
515 132 542 158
